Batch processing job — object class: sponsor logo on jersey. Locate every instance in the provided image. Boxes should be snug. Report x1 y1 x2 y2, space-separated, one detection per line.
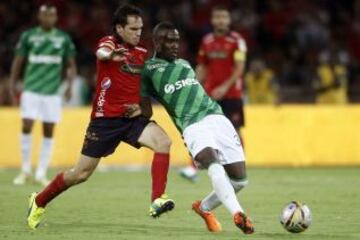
95 78 112 117
121 64 143 75
101 78 112 89
164 78 199 94
28 54 62 64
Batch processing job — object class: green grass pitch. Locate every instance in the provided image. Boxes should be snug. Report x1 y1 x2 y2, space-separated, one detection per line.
0 167 359 240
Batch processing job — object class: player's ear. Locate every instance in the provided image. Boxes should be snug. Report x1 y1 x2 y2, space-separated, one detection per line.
153 37 161 51
116 24 124 36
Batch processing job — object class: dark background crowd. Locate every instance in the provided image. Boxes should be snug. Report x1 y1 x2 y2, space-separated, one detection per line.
1 0 360 105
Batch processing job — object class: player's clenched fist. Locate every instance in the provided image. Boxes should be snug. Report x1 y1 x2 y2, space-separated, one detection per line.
124 104 142 118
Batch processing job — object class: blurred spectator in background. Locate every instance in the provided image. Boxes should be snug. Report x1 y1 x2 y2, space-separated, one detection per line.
245 59 278 104
180 4 247 181
0 0 360 104
314 48 349 104
10 4 77 186
61 66 94 107
61 74 92 106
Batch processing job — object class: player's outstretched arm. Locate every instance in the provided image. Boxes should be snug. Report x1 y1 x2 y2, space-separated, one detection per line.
96 47 128 62
96 47 112 61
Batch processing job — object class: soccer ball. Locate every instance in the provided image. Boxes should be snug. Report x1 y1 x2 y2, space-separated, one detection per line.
280 201 312 233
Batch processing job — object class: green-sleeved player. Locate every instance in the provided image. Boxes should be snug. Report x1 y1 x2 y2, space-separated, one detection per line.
9 4 77 186
137 22 254 235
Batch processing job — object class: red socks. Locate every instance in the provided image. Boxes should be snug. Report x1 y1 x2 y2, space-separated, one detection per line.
151 153 170 201
35 172 69 208
34 154 169 206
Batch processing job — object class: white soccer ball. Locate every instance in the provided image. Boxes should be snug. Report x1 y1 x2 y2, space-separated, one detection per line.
280 201 312 233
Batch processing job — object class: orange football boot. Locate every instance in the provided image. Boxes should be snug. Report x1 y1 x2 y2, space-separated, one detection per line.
233 211 255 234
192 200 222 232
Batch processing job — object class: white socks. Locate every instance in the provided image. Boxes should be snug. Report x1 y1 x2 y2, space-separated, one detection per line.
200 190 220 212
35 137 54 180
206 163 243 215
200 178 248 212
20 133 32 174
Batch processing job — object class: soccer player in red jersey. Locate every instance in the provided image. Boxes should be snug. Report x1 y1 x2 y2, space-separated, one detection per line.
26 5 174 230
180 5 247 181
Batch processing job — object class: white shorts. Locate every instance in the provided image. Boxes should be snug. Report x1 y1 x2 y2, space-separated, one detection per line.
20 91 62 123
183 114 245 165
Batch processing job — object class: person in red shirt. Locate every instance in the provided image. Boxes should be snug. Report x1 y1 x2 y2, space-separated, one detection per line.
180 5 247 181
26 5 174 230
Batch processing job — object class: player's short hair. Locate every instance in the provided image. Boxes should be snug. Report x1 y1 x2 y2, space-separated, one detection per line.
211 4 230 13
152 22 177 37
112 4 142 28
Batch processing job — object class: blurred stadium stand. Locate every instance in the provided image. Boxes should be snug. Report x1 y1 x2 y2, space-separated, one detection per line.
1 0 360 105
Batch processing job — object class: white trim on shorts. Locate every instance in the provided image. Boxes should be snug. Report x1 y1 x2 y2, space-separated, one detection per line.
20 91 62 123
182 114 245 165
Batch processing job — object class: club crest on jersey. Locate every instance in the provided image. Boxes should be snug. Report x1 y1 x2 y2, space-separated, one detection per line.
101 78 111 89
164 78 199 94
121 64 143 75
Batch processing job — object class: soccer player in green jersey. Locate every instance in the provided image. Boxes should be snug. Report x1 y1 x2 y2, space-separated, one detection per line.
136 22 254 234
9 4 77 186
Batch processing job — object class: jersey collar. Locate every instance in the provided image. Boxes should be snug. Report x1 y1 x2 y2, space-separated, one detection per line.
152 53 176 63
37 26 56 35
213 30 231 39
112 35 136 49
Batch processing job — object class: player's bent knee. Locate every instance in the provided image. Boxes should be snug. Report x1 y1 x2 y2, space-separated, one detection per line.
230 178 248 192
159 135 172 151
195 147 218 169
153 134 172 153
196 158 217 169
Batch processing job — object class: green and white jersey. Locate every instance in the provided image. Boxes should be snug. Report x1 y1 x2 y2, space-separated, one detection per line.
15 27 76 95
141 57 223 133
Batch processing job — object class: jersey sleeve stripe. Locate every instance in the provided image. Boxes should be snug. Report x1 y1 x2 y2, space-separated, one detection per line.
237 38 247 52
135 46 147 53
179 84 200 117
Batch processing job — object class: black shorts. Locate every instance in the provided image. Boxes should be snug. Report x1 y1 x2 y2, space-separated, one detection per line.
81 116 151 158
218 99 245 129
